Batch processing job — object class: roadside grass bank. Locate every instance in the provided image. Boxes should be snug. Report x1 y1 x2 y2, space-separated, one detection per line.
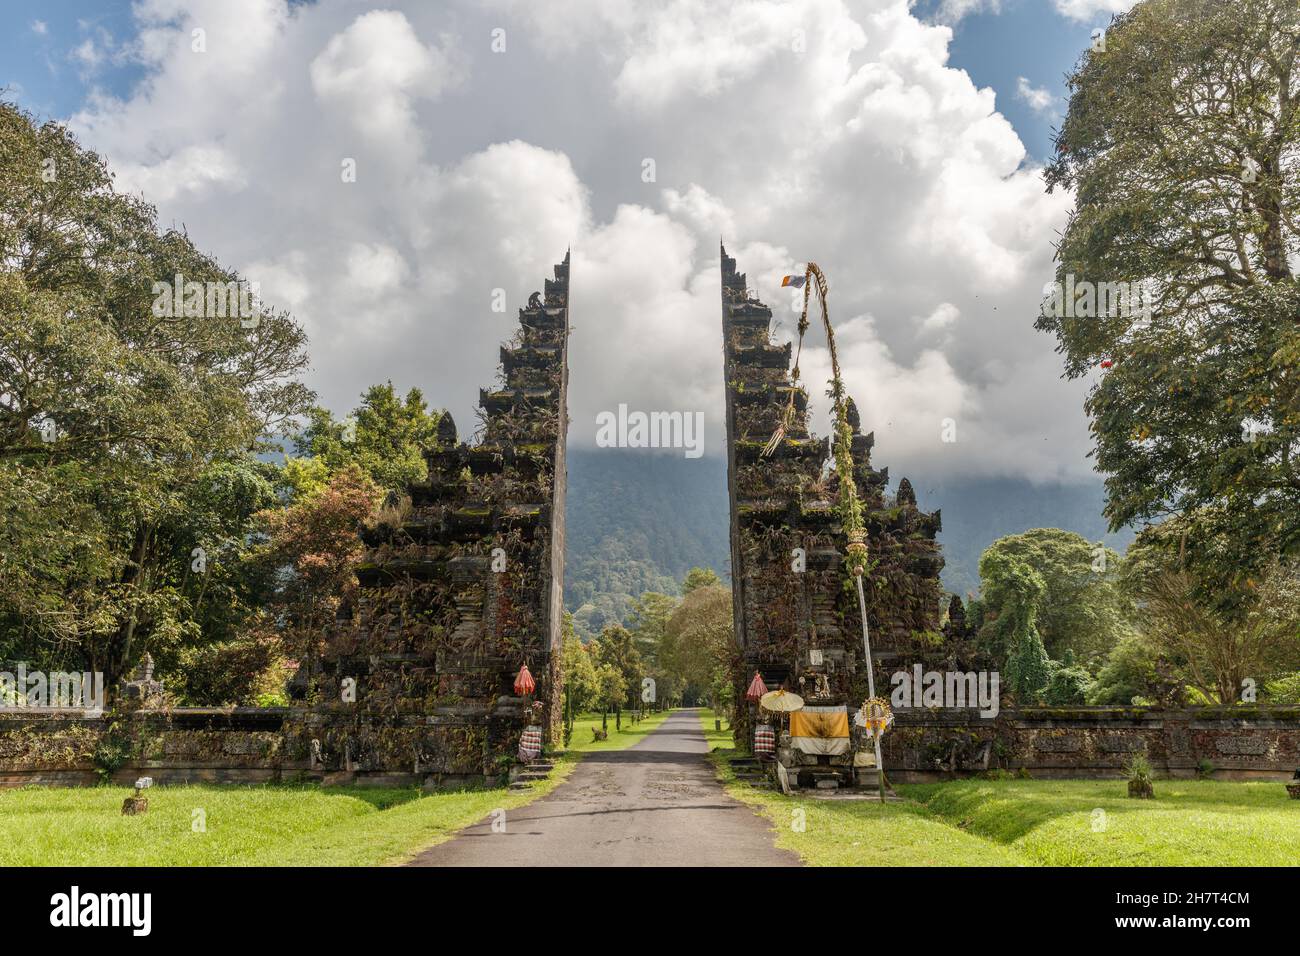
698 709 1297 866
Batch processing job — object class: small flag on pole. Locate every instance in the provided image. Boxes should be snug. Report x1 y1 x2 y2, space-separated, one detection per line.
781 275 806 288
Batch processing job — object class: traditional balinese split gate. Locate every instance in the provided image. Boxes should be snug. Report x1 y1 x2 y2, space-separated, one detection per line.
303 252 572 788
719 244 946 793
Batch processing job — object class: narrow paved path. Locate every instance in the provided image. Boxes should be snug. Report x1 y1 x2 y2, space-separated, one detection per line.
407 708 800 867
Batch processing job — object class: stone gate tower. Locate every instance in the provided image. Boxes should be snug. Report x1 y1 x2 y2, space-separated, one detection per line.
720 244 946 754
304 252 571 787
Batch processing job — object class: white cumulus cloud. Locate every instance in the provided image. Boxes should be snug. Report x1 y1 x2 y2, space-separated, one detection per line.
56 0 1092 483
1053 0 1139 22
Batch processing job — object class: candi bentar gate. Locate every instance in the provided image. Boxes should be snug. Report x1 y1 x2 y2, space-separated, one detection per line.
0 248 1297 789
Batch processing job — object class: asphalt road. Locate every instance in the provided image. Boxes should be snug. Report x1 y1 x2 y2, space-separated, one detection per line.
406 708 801 867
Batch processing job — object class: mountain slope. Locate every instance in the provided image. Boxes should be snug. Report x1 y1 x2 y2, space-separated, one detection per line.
561 447 1134 626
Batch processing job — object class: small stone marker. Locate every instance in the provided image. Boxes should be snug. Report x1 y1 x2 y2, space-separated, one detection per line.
122 776 152 815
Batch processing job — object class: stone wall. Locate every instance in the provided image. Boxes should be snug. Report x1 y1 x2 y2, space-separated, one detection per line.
4 704 1297 787
0 708 294 788
887 705 1300 781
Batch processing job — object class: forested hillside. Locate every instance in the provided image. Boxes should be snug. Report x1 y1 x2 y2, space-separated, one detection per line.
562 448 1133 629
564 449 729 634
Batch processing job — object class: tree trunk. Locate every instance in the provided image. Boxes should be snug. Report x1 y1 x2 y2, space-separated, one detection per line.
113 520 155 686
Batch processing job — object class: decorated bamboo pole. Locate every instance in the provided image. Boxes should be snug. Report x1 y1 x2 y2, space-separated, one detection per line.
765 262 885 802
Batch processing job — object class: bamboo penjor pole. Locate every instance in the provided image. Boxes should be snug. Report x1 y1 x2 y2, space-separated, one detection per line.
765 262 885 802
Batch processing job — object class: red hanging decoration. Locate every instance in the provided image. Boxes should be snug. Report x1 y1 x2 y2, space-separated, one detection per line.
745 671 768 701
513 663 536 697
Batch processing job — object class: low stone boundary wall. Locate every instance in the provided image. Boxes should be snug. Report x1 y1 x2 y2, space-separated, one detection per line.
0 706 511 789
886 706 1300 782
0 708 297 788
2 705 1298 788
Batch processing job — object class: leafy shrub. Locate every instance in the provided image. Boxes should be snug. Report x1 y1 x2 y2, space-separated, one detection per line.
1266 672 1300 704
1043 663 1093 705
1125 754 1153 785
1087 634 1159 704
92 723 133 783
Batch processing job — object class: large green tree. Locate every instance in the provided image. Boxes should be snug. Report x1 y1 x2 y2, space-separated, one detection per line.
977 550 1052 703
560 617 600 742
659 583 737 711
291 383 440 496
974 529 1134 666
624 590 680 705
1123 518 1300 703
595 624 643 717
1039 0 1300 588
0 100 311 684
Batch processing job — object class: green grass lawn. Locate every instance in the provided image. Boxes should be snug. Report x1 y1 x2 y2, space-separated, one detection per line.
904 778 1300 866
562 708 673 753
699 709 1300 867
700 709 735 750
0 709 674 866
0 773 574 867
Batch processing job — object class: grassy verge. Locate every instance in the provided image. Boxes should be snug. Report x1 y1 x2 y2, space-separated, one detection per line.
561 708 673 754
903 778 1300 866
700 708 735 750
0 764 577 867
697 709 1298 867
697 708 1028 866
1 709 678 866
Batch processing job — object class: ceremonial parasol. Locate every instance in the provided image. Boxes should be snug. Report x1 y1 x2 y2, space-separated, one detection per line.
513 663 536 697
745 671 768 701
759 689 804 713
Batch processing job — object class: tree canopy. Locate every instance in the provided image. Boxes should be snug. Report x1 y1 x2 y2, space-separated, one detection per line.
974 529 1133 667
1039 0 1300 589
0 100 311 684
291 383 440 496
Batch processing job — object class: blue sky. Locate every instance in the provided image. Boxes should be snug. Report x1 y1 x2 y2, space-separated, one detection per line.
938 0 1109 160
2 1 142 119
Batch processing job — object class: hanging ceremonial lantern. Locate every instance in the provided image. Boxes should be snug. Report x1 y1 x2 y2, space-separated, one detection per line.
745 671 768 701
854 696 894 739
513 663 536 697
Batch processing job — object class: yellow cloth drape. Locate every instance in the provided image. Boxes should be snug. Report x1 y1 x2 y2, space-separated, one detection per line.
789 706 849 739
